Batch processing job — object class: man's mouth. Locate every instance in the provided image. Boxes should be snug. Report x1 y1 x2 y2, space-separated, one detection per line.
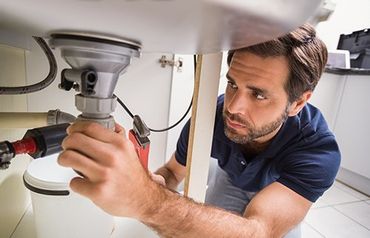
226 118 246 130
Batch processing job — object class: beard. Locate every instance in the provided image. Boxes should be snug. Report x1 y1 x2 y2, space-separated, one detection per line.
223 105 289 144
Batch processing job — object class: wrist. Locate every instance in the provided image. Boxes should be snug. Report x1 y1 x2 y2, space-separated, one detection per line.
135 179 169 221
138 182 187 225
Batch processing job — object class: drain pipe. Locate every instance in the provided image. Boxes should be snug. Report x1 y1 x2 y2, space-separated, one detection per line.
46 109 76 126
0 110 76 128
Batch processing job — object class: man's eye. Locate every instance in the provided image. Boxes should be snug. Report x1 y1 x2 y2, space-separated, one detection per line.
254 92 266 100
227 81 237 89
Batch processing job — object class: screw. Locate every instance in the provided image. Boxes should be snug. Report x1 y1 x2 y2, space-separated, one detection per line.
73 84 80 91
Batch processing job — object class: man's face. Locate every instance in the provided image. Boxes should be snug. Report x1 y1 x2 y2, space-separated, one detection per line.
223 51 291 144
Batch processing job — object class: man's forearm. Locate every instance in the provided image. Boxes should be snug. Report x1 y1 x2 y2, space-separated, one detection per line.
140 183 269 238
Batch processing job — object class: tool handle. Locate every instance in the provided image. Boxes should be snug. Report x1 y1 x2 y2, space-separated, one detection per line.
128 129 149 169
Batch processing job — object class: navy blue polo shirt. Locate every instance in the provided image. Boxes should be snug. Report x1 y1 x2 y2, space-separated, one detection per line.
175 95 341 202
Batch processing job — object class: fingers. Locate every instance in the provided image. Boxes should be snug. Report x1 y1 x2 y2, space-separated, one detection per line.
150 173 166 186
67 121 126 144
115 123 125 135
58 150 103 182
61 132 113 164
69 177 94 197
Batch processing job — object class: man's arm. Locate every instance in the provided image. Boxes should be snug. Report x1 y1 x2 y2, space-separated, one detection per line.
242 182 312 237
58 122 311 238
153 154 186 190
142 181 311 238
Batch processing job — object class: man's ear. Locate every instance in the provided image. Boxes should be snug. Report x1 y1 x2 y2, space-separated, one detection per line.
287 91 312 117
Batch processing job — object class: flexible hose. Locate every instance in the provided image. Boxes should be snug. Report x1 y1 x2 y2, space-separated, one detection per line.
0 36 57 95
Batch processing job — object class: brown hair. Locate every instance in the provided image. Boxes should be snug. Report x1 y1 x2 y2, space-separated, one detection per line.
227 24 327 103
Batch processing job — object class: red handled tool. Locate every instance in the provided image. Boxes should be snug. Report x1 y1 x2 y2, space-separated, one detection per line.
128 115 150 169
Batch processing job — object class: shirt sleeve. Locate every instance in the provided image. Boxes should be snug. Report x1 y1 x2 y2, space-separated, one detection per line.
277 134 341 202
175 119 191 166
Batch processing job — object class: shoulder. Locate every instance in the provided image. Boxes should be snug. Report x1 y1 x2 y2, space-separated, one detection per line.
292 104 340 159
297 103 330 137
277 137 340 202
276 104 341 202
285 103 341 166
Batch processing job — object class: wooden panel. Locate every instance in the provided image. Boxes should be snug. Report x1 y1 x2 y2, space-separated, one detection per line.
184 53 222 202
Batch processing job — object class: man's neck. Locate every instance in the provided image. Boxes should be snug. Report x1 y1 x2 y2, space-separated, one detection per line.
242 141 270 156
242 123 283 156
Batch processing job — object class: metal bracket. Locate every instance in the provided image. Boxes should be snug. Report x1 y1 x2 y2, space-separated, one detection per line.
159 55 183 72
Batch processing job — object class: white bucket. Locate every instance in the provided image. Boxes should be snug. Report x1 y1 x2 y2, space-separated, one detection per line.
23 154 114 238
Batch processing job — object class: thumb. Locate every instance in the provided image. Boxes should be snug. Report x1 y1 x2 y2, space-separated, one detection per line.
114 123 125 135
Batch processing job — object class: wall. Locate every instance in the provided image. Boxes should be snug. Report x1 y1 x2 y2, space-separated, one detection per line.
308 72 346 130
0 44 31 238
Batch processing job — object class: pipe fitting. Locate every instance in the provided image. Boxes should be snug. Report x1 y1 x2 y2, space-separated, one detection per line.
47 109 76 125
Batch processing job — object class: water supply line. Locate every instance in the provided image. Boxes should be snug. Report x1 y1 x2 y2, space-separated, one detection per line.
0 36 57 95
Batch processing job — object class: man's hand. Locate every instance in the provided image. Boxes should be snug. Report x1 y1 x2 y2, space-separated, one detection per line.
57 121 159 218
150 173 166 186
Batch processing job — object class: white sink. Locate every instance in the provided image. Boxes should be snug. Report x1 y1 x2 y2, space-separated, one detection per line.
0 0 321 53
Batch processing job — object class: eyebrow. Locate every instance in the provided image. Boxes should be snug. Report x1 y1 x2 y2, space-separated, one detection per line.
226 73 269 95
247 86 268 95
225 73 235 82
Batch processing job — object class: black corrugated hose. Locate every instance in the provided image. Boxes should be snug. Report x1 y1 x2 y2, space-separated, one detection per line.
0 36 57 95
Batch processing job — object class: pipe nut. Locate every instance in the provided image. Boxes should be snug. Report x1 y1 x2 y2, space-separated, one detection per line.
75 94 117 115
76 115 115 130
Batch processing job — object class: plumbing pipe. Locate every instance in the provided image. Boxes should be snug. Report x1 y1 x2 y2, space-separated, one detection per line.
0 112 48 128
46 109 76 125
0 110 76 128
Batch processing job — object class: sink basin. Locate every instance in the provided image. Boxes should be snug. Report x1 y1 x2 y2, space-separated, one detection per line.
0 0 321 53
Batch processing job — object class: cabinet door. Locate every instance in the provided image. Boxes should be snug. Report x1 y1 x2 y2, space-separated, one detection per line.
309 72 346 130
334 75 370 183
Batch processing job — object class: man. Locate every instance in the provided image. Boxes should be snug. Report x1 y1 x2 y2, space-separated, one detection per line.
58 24 340 238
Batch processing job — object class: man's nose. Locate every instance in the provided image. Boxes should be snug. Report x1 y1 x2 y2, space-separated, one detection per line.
226 92 248 115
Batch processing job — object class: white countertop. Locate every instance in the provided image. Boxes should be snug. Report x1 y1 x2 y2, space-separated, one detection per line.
11 205 159 238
